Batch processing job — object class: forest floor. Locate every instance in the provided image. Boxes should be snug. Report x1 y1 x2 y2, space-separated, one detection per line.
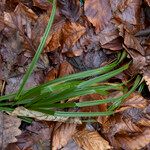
0 0 150 150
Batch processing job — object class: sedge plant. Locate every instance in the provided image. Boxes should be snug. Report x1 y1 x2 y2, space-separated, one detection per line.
0 0 142 119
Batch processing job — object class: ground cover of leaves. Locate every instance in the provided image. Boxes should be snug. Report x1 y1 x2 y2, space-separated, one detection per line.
0 0 150 149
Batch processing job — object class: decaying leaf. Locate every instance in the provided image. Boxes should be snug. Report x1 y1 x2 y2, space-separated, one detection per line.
116 92 148 112
113 128 150 150
62 21 86 53
0 112 21 149
61 139 82 150
52 123 77 150
84 0 112 34
73 129 112 150
33 0 52 10
59 61 74 77
124 31 145 55
58 0 81 22
11 107 82 124
16 121 53 150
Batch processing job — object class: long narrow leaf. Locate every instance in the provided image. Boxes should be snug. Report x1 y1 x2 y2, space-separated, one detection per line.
15 0 56 100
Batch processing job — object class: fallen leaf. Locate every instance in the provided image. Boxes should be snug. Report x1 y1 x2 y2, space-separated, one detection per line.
5 71 44 94
0 112 21 149
44 68 58 82
116 92 148 112
113 128 150 150
62 21 86 53
44 20 65 52
58 0 81 22
103 114 141 136
12 107 82 124
73 129 112 150
111 0 144 33
33 0 52 10
52 123 77 150
124 46 146 75
101 37 123 51
61 139 82 150
59 61 74 77
124 31 145 55
84 0 112 34
16 121 53 150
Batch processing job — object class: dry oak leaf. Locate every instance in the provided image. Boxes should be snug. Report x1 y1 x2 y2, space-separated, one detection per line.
73 130 112 150
110 0 144 33
62 21 86 53
0 112 21 150
52 123 77 150
124 31 145 55
59 61 74 77
116 92 148 113
113 128 150 150
33 0 52 10
84 0 112 34
57 0 81 22
16 121 53 150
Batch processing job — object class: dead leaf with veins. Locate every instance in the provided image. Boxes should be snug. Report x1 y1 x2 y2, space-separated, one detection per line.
52 123 77 150
73 129 112 150
84 0 112 34
0 112 21 150
58 0 81 22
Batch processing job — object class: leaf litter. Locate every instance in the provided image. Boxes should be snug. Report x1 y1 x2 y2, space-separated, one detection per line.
1 0 150 149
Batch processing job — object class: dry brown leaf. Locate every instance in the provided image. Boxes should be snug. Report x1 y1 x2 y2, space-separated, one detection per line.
33 0 51 10
16 121 53 150
113 128 150 150
44 68 58 82
124 31 145 55
62 21 86 53
73 129 112 150
124 46 146 75
116 92 148 113
103 114 141 136
45 20 65 52
0 112 21 149
111 0 144 33
84 0 112 34
58 0 81 22
11 107 82 124
52 123 77 150
59 61 74 77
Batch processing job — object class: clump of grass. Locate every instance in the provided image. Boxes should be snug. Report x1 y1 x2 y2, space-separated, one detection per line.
0 0 142 119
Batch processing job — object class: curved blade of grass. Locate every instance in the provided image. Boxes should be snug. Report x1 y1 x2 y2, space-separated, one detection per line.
108 75 142 111
78 63 130 88
28 83 124 108
18 59 119 100
15 0 56 100
0 107 14 112
31 108 114 117
7 51 126 102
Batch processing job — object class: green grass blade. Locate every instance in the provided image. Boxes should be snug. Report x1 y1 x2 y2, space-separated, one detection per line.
32 108 114 117
0 93 16 101
78 63 130 88
28 84 124 108
15 0 56 100
54 111 114 117
108 75 142 111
